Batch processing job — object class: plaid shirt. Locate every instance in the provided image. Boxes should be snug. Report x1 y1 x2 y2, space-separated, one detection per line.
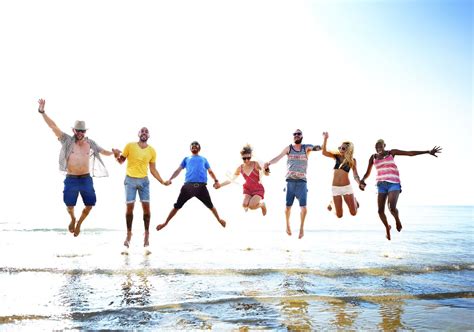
58 133 108 177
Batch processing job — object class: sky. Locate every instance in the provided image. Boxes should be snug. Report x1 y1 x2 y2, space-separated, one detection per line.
0 0 472 230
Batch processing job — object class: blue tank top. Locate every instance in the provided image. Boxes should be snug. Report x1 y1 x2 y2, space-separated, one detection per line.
286 144 312 181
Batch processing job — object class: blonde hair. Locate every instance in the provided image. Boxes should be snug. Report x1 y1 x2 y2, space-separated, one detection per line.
376 139 385 145
240 144 253 156
338 141 355 169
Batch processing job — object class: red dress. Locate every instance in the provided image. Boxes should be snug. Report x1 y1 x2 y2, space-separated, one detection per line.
241 162 265 199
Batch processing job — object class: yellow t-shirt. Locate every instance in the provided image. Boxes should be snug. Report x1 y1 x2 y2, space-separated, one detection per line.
122 143 157 178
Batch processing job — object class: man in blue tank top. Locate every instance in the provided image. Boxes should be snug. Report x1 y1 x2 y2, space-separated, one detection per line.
264 129 321 239
156 141 226 231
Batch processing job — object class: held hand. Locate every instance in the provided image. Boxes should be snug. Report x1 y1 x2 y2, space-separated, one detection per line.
38 99 46 113
429 146 442 157
112 148 121 158
213 182 221 189
163 180 171 186
359 181 366 191
263 162 270 169
322 132 329 139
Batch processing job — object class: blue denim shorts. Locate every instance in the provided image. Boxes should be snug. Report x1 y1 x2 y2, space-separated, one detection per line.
285 180 308 207
377 181 402 194
125 176 150 203
63 175 96 207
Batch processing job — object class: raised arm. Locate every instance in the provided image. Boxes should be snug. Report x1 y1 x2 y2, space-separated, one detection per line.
321 132 334 158
38 99 63 138
149 162 168 185
391 146 442 157
359 155 375 191
264 146 290 169
219 166 241 188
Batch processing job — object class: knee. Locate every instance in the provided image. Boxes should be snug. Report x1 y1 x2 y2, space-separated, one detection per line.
143 213 151 220
84 206 93 212
389 206 398 214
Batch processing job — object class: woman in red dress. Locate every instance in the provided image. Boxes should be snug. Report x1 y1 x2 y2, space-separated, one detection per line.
218 144 269 215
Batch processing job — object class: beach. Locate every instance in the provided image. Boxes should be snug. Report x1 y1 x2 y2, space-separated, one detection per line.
0 205 472 330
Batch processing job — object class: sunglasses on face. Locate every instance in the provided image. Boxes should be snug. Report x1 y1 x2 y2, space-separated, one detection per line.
242 157 251 161
75 129 86 133
293 133 302 137
338 146 347 151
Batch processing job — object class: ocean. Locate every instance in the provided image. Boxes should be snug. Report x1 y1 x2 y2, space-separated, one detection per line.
0 205 472 330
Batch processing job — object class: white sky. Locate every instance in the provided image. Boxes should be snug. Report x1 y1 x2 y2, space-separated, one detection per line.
0 0 472 230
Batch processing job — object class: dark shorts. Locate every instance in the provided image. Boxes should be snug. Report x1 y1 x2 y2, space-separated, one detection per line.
63 174 96 207
285 180 308 207
174 183 214 209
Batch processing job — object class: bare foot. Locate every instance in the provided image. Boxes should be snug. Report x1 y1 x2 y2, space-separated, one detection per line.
327 204 332 212
261 203 267 216
68 218 76 233
396 221 403 232
144 231 150 247
156 223 166 231
386 225 392 241
286 225 292 236
73 221 82 237
124 231 132 248
218 219 226 228
298 229 304 239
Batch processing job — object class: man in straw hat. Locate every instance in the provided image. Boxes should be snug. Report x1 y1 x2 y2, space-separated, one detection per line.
37 98 117 237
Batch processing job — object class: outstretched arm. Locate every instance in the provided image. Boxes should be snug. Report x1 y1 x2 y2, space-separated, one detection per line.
391 146 442 157
359 155 374 191
149 162 169 185
219 166 241 188
38 99 63 138
207 168 220 189
321 132 334 158
264 146 290 169
99 148 115 157
168 166 183 183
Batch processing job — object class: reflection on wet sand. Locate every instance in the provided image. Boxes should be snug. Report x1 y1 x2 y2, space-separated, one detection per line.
377 298 405 331
120 255 152 307
328 298 359 329
280 273 312 331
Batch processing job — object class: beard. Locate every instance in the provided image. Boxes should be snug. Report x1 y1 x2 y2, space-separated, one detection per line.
139 135 149 142
294 138 303 144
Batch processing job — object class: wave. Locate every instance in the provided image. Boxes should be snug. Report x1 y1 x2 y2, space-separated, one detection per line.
1 291 472 324
1 263 473 277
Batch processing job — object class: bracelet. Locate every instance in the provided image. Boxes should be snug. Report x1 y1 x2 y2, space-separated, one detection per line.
38 109 45 114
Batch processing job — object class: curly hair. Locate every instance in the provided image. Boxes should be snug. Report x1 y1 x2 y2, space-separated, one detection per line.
240 144 253 156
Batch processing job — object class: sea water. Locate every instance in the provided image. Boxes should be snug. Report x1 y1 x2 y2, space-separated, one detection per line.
0 205 472 330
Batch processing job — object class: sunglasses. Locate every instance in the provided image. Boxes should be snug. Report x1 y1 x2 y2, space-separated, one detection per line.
75 129 86 133
242 157 251 161
338 146 347 151
293 132 302 137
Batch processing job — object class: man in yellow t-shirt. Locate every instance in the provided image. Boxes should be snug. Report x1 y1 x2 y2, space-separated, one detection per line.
114 127 169 248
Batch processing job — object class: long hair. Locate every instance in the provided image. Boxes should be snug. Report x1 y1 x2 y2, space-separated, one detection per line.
338 141 355 169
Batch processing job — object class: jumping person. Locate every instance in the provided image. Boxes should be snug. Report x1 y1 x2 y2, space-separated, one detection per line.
359 139 442 240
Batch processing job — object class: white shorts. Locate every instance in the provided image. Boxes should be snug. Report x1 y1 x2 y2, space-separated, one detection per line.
332 184 354 196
